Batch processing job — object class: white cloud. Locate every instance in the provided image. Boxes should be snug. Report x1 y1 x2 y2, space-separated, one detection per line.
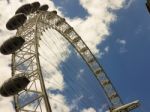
104 46 109 53
81 107 96 112
0 54 11 86
116 39 127 53
124 0 135 9
77 68 85 79
67 0 125 55
98 103 108 112
116 39 126 45
81 103 108 112
97 46 109 58
0 96 14 112
69 95 84 111
49 94 70 112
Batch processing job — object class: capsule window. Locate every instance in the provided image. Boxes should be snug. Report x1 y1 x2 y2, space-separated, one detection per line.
13 41 19 46
9 88 14 93
18 18 24 26
1 48 7 54
1 90 9 96
31 2 40 13
16 83 22 89
7 44 13 50
38 5 49 11
12 21 18 27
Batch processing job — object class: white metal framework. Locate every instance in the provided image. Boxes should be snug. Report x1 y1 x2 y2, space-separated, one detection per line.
11 11 139 112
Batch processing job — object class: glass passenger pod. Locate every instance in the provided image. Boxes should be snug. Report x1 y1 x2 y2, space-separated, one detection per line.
15 3 32 15
51 10 57 15
0 36 25 55
146 0 150 13
31 2 40 13
6 13 27 30
38 4 49 11
0 76 30 97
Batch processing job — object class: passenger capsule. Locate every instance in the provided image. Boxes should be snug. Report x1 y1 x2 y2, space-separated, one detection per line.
0 76 30 97
6 13 27 30
15 4 32 15
51 10 57 14
146 0 150 13
31 1 40 13
38 4 49 11
0 36 25 55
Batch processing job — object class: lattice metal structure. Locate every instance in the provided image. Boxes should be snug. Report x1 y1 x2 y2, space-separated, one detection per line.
11 12 53 112
11 10 139 112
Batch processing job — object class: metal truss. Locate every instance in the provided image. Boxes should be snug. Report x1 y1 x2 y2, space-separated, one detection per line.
12 13 52 112
45 11 123 108
12 11 139 112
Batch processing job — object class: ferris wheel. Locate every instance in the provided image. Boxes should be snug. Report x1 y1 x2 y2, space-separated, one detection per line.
0 1 139 112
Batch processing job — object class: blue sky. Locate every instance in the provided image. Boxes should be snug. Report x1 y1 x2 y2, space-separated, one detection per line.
100 0 150 111
52 0 150 111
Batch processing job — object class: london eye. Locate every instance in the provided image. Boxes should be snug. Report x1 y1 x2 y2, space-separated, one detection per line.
0 1 140 112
